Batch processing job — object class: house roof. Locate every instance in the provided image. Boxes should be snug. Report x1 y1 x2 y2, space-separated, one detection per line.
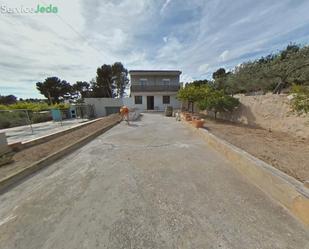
129 70 182 76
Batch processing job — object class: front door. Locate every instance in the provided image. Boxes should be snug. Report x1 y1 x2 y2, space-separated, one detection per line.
147 96 154 110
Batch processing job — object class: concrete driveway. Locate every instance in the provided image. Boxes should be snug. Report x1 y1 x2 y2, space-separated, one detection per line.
0 113 308 249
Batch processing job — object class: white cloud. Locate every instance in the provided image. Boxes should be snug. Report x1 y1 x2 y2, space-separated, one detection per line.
160 0 172 14
157 36 183 61
219 50 229 62
180 74 194 84
1 0 309 98
198 63 209 73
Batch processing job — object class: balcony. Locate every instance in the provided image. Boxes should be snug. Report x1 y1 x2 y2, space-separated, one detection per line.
131 84 180 92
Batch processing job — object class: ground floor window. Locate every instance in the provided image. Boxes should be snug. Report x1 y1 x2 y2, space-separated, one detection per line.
163 95 170 104
135 96 143 104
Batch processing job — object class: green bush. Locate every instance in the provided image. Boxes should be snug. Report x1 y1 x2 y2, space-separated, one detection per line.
0 111 29 129
31 112 52 123
0 101 69 112
0 117 10 128
8 102 50 112
177 84 210 112
0 101 70 128
0 104 9 110
51 103 70 110
198 90 240 118
291 85 309 114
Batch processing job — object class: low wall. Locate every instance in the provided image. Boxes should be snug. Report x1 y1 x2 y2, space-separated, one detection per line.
85 96 180 117
0 133 13 166
0 133 9 154
84 98 123 117
203 93 309 138
183 121 309 225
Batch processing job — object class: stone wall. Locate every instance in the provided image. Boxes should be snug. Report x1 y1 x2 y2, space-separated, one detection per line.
203 93 309 138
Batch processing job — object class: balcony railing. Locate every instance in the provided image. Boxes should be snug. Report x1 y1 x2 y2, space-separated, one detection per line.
131 84 180 92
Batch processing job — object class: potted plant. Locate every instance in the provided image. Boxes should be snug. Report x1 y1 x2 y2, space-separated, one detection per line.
185 113 192 121
192 118 205 128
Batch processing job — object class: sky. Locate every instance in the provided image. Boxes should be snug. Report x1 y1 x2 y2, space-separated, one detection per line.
0 0 309 98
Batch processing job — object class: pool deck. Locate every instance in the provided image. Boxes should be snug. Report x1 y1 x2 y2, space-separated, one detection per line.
1 119 88 144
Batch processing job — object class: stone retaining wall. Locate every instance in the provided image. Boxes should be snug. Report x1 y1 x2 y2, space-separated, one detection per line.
203 93 309 138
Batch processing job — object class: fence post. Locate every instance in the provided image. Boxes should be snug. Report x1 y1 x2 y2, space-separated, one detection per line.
25 110 34 134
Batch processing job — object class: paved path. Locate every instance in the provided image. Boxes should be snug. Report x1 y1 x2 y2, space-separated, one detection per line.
0 114 308 249
3 118 88 144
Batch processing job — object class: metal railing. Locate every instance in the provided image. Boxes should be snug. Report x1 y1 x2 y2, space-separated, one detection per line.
131 84 180 92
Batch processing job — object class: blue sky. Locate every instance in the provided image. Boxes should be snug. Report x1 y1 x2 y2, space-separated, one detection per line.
0 0 309 98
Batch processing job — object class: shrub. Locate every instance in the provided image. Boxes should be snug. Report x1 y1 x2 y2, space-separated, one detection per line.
51 103 70 110
0 117 11 129
177 84 210 112
291 84 309 114
198 90 240 118
0 111 28 129
0 101 72 129
31 112 52 123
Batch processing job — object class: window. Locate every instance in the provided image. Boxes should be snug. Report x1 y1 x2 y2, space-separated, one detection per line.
163 95 170 104
140 78 147 85
135 96 142 104
162 79 170 85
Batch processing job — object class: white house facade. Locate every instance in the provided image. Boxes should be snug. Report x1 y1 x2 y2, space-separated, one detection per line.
129 70 182 111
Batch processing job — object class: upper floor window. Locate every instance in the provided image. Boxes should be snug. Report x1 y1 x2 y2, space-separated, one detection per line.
140 78 147 85
162 78 170 85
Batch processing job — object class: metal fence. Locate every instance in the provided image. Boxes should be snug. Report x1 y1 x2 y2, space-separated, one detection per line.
0 105 95 138
0 109 35 132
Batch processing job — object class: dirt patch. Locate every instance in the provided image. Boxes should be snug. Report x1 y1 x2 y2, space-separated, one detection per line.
0 114 121 180
200 116 309 183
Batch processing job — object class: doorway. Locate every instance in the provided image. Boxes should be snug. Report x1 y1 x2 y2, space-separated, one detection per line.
147 96 154 110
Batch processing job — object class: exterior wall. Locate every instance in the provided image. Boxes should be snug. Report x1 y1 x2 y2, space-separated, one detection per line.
84 98 122 117
130 71 181 111
85 71 182 115
202 93 309 138
84 95 180 117
131 93 181 111
130 75 180 86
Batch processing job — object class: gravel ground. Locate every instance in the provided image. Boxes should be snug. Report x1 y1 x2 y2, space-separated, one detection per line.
0 114 121 180
201 116 309 183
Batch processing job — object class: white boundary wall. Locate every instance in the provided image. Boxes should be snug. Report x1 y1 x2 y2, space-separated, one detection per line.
84 98 123 117
85 96 181 117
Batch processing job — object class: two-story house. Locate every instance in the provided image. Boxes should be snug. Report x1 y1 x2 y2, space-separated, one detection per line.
129 70 182 111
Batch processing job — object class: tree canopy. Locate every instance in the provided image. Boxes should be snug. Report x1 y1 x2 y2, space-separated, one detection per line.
212 44 309 95
72 81 90 98
177 83 210 112
177 82 239 117
198 90 239 118
112 62 129 98
36 77 72 104
89 62 129 98
34 62 129 102
0 95 17 105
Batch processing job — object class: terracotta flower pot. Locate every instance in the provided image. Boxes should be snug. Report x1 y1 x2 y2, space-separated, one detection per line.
185 114 192 121
192 119 204 128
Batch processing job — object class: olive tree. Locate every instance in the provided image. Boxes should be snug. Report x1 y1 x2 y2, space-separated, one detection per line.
177 84 210 112
198 90 240 119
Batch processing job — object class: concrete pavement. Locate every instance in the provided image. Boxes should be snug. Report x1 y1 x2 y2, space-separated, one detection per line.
3 118 88 144
0 113 308 249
